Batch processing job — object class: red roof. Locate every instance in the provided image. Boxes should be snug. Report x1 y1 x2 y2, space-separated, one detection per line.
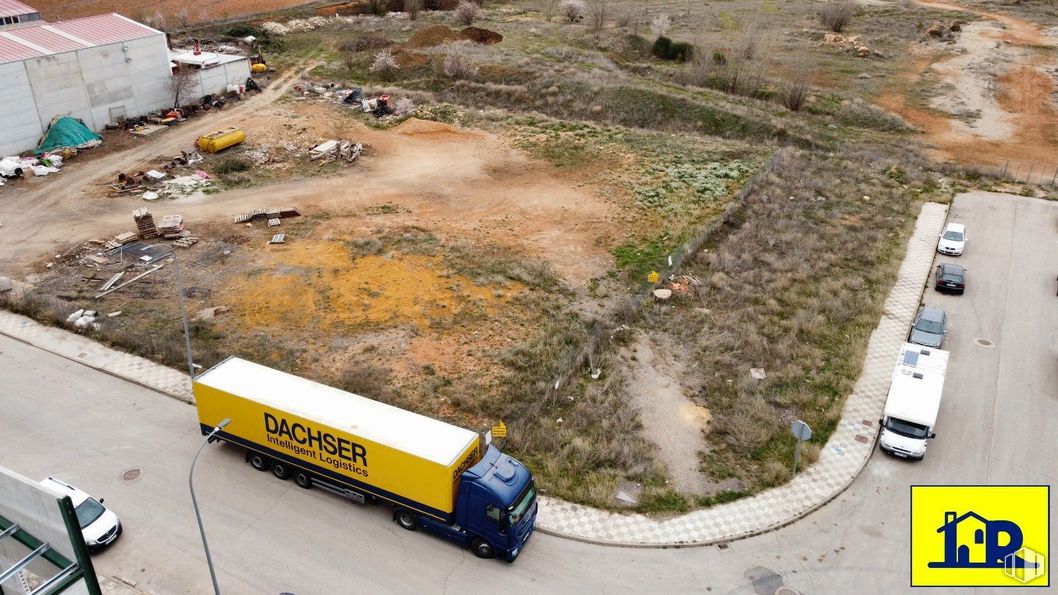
0 0 38 18
0 14 162 65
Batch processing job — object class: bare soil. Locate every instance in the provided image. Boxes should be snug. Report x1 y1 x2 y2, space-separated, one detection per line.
31 0 316 24
877 0 1058 166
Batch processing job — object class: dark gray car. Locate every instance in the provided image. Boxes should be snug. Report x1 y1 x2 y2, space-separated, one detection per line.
909 305 948 348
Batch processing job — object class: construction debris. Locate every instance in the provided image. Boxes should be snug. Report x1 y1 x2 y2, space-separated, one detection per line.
158 214 184 238
99 272 124 291
66 308 100 330
233 207 300 224
269 233 286 244
310 139 362 163
173 236 199 248
95 264 165 299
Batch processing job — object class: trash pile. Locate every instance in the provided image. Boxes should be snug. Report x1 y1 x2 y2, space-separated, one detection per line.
294 82 406 119
0 153 64 183
110 152 211 200
66 308 101 330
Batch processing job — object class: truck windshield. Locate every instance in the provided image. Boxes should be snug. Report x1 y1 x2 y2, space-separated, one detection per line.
885 418 929 439
508 482 536 526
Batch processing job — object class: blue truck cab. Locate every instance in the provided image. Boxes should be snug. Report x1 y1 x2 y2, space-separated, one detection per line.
419 445 537 561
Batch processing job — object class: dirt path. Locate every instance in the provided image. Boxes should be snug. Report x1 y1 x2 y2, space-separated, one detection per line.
623 333 713 495
0 67 614 285
877 1 1058 167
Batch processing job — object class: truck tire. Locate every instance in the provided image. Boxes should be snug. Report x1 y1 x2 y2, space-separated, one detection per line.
394 510 417 531
271 461 292 480
470 538 496 559
248 452 270 471
293 471 312 489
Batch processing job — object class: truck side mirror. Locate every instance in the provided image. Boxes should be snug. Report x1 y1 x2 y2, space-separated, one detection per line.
929 433 937 439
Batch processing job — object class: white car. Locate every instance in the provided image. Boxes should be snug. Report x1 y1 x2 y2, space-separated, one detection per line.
39 477 122 552
937 222 966 256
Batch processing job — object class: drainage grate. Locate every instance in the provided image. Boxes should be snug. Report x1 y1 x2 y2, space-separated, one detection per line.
974 338 995 348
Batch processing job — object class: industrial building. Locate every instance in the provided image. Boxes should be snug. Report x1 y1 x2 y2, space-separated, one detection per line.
0 3 251 155
0 0 40 27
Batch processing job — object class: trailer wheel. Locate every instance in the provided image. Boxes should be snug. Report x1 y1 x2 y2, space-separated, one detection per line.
271 461 292 480
248 452 270 471
470 538 496 559
294 471 312 489
394 510 417 531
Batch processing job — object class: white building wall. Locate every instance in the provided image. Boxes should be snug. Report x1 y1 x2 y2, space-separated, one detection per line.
77 34 171 128
0 61 43 155
191 58 251 99
22 51 94 128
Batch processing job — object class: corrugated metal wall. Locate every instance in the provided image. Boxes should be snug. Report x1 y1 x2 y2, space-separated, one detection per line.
0 61 43 154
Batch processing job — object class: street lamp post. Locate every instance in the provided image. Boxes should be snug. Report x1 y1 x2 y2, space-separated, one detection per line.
149 244 196 380
189 418 231 595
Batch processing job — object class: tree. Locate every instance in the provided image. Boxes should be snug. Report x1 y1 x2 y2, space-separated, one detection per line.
540 0 559 22
649 13 671 39
586 0 607 36
560 0 585 23
404 0 423 20
169 65 197 108
369 48 400 81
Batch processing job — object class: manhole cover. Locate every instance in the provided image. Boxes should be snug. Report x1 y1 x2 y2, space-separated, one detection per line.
775 588 803 595
121 468 141 481
974 338 995 348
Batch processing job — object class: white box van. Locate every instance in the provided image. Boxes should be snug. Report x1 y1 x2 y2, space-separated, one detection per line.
878 344 949 460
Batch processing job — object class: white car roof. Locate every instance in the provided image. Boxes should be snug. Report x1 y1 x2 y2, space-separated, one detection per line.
39 477 90 506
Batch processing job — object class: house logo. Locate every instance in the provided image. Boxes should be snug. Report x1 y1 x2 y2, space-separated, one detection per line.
911 486 1049 587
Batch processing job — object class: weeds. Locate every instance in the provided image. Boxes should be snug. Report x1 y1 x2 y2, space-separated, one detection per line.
818 1 856 33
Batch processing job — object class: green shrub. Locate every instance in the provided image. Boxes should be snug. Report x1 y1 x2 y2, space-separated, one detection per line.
215 157 251 174
652 36 693 62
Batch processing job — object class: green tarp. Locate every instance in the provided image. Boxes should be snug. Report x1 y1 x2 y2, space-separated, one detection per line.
35 117 102 155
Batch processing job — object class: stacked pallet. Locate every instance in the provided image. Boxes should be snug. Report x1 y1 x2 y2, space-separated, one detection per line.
133 208 158 239
158 215 184 239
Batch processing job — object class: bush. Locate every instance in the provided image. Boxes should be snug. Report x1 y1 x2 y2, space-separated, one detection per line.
404 0 423 20
817 1 855 33
215 157 251 174
454 0 481 26
441 42 480 79
649 13 671 39
652 36 693 62
369 48 400 78
560 0 585 23
339 34 392 52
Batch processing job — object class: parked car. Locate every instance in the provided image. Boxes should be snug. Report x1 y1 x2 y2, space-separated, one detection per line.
937 223 967 256
39 477 122 552
934 263 966 294
909 305 948 348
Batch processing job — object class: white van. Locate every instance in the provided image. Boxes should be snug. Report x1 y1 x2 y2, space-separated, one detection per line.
878 344 949 460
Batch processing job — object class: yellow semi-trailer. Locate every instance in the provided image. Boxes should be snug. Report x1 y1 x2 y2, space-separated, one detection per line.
193 357 537 561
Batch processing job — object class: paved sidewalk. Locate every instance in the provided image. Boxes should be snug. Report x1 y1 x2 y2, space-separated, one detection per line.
0 202 946 547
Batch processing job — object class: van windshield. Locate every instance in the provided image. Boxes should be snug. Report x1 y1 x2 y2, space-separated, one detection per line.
75 498 105 529
508 482 536 526
885 418 930 439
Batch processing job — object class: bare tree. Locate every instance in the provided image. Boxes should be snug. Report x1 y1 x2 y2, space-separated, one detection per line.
649 13 671 39
540 0 559 22
586 0 607 36
686 23 767 97
404 0 423 20
168 65 197 108
442 42 480 79
370 48 400 81
780 59 814 111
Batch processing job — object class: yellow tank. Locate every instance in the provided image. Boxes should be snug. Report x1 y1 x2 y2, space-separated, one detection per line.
251 63 267 73
197 127 246 153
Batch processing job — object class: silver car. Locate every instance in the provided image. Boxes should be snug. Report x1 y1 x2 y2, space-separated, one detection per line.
909 306 948 348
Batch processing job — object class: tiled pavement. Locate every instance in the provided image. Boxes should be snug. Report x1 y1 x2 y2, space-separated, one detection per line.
0 203 946 546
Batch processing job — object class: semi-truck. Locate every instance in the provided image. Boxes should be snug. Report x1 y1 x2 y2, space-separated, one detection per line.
193 357 537 561
878 343 949 460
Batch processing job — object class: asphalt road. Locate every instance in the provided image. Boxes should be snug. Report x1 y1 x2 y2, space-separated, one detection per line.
0 192 1054 594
